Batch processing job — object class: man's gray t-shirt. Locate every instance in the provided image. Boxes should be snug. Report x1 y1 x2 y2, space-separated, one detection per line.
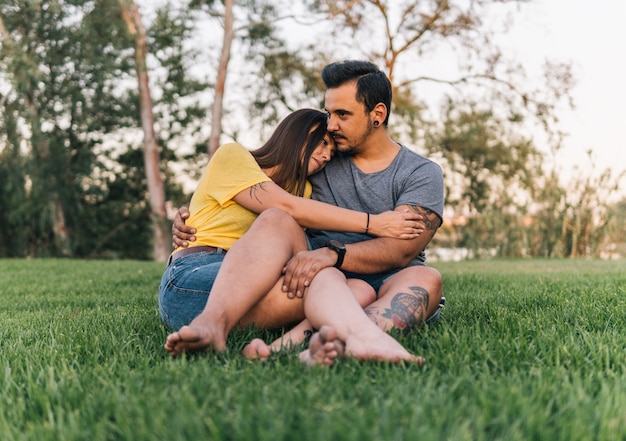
306 144 444 266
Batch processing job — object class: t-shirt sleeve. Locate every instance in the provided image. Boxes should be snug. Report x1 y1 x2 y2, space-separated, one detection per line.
396 160 445 221
206 143 272 206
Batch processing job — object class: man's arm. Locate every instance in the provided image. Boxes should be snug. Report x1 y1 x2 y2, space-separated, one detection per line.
172 206 196 248
281 204 441 297
341 204 441 273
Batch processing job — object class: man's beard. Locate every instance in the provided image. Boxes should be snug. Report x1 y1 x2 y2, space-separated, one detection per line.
337 130 370 156
333 127 372 156
338 143 357 156
332 134 355 155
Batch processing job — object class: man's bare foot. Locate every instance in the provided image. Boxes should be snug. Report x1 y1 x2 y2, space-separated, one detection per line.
300 325 424 366
164 324 227 357
242 338 272 361
299 326 346 366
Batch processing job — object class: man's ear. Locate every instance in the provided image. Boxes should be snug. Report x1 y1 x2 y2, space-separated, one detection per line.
371 102 387 125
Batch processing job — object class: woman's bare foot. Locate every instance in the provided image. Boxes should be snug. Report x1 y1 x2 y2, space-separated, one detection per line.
300 325 424 366
164 323 227 357
299 326 345 366
345 328 424 365
242 338 272 361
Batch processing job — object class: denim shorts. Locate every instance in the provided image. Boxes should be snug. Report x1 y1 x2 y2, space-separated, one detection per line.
158 251 226 331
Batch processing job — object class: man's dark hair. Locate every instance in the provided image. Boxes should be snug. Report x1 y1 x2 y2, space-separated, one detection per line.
321 60 392 126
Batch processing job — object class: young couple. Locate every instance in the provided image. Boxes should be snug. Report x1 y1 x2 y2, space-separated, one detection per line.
160 60 445 366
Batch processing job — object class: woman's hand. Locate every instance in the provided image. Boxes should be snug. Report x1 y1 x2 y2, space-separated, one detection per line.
369 209 425 239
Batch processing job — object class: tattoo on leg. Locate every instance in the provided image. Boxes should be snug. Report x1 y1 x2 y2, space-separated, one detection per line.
381 287 429 331
365 307 381 327
304 329 315 343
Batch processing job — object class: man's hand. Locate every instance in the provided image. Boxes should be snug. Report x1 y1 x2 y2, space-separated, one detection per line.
172 206 196 248
281 248 337 299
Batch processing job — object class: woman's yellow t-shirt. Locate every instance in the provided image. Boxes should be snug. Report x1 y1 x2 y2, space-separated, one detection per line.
180 142 311 252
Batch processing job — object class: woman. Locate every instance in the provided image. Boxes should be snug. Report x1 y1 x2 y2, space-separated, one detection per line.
159 109 423 353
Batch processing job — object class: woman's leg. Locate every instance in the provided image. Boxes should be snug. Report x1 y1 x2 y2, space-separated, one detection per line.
242 278 377 360
299 268 424 366
165 209 309 356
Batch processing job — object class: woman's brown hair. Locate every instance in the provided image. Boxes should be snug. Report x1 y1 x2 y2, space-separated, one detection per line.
251 109 330 197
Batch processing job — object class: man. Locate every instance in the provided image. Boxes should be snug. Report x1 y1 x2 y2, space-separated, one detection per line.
168 60 444 365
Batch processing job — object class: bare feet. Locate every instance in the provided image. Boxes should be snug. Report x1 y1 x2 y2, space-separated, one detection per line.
300 325 424 367
242 338 272 361
164 324 227 357
345 328 424 365
299 326 345 366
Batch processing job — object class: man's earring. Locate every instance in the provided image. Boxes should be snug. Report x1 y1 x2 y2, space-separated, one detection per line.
373 121 380 127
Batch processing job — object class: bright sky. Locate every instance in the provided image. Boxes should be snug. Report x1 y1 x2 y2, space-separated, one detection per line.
508 0 626 198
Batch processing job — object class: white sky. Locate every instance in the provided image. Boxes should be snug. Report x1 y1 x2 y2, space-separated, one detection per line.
507 0 626 197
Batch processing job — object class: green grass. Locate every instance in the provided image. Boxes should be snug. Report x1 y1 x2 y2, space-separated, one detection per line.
0 258 625 441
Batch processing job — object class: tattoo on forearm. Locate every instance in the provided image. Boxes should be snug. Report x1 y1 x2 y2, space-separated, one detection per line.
408 205 442 230
248 182 268 204
381 286 430 332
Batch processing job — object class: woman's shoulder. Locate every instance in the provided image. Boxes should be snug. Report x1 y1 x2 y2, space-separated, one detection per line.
216 142 249 155
211 142 255 165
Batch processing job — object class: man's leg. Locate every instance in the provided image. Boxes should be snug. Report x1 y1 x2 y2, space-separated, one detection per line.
365 266 443 332
299 267 424 365
165 208 308 356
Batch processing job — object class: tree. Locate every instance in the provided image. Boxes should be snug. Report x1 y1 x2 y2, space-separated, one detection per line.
559 156 625 258
206 0 235 155
434 99 542 216
119 0 170 261
527 168 567 257
604 198 626 259
189 0 296 154
0 11 71 255
0 1 140 257
0 0 205 259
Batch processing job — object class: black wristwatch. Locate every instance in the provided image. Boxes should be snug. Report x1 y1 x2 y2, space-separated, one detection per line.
326 240 346 269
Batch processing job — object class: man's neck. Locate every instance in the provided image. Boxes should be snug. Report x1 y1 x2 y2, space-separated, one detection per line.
351 133 400 173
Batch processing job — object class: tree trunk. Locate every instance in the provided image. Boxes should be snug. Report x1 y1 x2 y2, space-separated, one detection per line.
0 15 71 256
119 0 170 261
208 0 235 156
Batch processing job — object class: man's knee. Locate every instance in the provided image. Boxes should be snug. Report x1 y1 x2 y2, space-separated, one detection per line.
419 267 442 311
381 266 443 315
423 267 442 299
416 267 443 319
387 266 442 291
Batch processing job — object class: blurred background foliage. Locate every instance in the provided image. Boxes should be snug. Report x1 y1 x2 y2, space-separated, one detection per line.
0 0 623 260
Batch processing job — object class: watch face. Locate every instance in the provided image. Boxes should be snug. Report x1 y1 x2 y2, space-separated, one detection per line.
328 240 345 251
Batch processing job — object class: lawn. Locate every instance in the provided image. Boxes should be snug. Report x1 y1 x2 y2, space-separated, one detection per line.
0 258 624 441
